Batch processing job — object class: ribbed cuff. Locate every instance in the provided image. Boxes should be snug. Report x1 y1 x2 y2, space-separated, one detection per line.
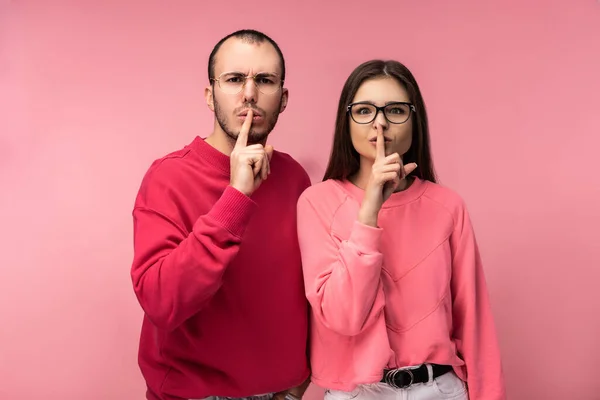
206 185 257 238
348 220 382 254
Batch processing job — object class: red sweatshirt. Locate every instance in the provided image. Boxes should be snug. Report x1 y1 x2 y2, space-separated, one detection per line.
131 136 311 400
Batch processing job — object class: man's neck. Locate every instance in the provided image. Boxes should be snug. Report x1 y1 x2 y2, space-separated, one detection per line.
205 128 268 157
205 131 235 156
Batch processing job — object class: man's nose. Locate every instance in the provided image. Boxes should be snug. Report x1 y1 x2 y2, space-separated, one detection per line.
242 77 259 104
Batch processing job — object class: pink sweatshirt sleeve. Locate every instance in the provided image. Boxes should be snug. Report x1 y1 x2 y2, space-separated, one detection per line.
450 203 506 399
131 185 256 332
297 195 386 336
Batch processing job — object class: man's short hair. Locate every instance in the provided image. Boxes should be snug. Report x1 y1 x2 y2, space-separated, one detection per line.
208 29 286 82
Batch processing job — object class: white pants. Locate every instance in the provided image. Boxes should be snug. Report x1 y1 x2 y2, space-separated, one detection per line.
324 367 468 400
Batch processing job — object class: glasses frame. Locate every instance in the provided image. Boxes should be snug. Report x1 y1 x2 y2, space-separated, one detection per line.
210 71 284 95
346 101 416 125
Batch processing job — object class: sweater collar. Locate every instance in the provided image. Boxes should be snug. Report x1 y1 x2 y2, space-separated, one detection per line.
337 177 428 207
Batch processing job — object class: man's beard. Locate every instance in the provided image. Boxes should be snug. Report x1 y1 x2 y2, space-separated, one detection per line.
214 98 281 145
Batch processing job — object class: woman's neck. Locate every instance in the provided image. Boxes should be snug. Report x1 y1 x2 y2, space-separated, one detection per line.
349 158 411 192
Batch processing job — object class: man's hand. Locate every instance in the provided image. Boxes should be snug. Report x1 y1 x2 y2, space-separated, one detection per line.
229 110 274 196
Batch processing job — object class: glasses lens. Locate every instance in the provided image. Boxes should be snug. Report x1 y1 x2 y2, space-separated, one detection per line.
385 103 411 124
218 72 281 95
350 104 377 124
254 73 281 94
218 73 245 94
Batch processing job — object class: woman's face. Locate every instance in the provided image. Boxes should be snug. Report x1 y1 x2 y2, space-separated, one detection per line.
349 77 413 163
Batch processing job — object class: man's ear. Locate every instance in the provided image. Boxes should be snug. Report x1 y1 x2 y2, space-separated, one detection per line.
279 88 289 113
205 85 215 112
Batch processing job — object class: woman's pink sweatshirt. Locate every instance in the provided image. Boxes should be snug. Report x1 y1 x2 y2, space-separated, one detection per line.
297 178 505 400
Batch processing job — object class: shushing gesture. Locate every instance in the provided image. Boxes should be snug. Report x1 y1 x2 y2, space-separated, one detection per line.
229 110 274 196
358 125 417 227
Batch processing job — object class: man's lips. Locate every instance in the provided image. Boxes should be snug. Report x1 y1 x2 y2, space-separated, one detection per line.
238 110 263 118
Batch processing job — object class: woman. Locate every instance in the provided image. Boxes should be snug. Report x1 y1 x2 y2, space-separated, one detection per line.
296 60 505 400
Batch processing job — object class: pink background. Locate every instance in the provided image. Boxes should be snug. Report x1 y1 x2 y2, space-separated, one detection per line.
1 1 599 399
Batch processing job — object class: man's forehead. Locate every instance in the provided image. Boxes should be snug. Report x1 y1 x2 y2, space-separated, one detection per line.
214 38 281 75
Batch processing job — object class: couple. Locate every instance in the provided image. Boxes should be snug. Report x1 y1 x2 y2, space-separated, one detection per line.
130 29 505 400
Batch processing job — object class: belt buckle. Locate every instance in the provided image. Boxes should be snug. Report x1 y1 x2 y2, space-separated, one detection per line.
385 368 414 389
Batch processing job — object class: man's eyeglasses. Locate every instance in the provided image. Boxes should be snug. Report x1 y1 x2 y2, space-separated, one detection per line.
347 101 415 125
211 71 283 95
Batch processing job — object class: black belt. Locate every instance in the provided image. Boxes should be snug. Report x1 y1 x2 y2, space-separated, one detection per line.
380 364 453 388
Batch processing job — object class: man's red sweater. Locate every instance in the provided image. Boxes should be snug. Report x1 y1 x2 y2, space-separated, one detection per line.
131 137 311 400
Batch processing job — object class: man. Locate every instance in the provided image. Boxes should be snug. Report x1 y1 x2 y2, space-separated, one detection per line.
130 29 311 400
